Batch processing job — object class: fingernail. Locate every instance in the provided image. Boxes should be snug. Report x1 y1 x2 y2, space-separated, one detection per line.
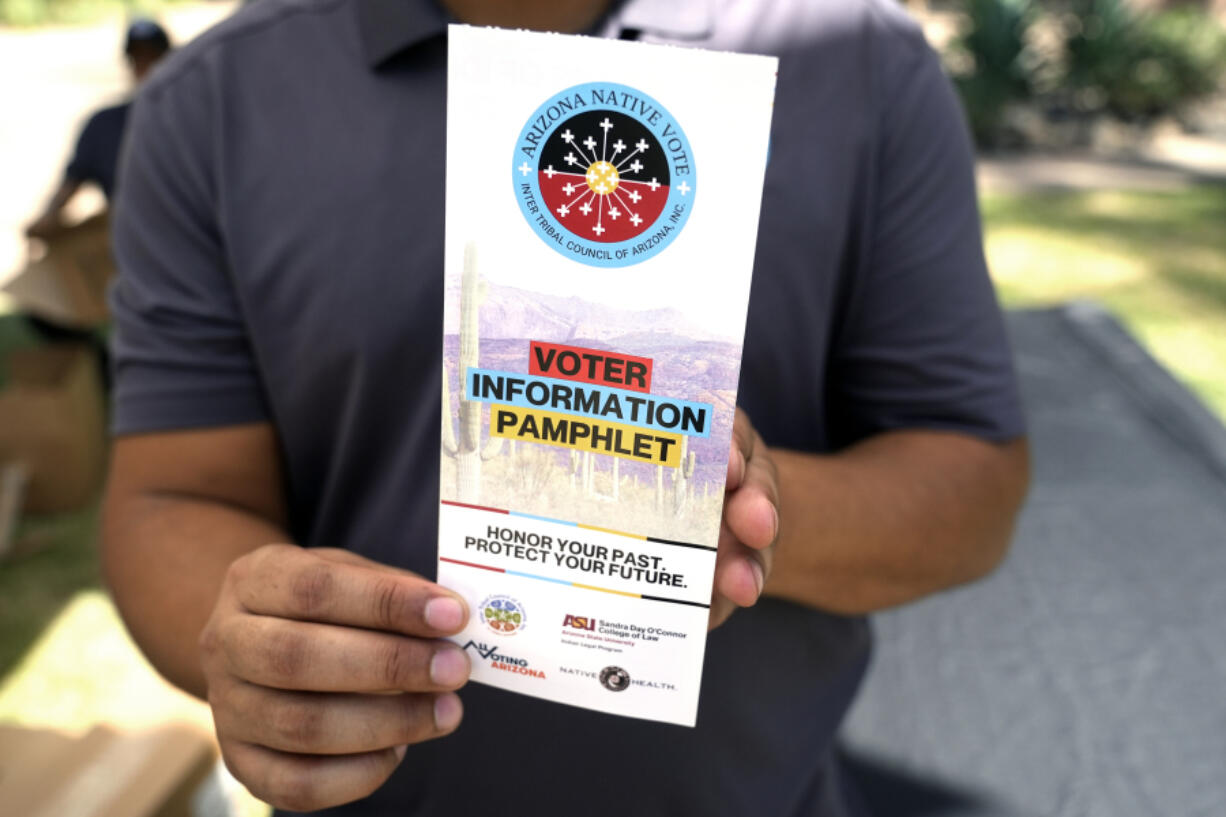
434 693 463 731
430 647 470 687
749 559 765 598
394 744 408 762
424 597 465 631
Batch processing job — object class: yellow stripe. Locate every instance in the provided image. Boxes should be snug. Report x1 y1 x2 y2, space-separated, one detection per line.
488 404 684 467
578 523 646 540
573 582 641 599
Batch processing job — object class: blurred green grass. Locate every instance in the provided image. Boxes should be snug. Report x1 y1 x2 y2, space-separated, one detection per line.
0 505 101 673
983 185 1226 418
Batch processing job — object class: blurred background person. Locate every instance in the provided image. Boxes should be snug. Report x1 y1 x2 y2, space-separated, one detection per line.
24 18 170 241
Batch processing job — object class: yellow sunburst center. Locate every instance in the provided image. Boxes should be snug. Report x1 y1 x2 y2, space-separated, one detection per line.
585 161 619 195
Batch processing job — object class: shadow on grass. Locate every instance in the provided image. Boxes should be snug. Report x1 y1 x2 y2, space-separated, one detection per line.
0 506 103 677
1163 265 1226 314
982 184 1226 310
0 311 105 679
983 185 1226 420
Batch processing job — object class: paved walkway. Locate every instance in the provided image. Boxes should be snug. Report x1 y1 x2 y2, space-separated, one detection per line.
844 302 1226 817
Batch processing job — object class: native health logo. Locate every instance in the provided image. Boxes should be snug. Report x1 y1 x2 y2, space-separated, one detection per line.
513 82 696 267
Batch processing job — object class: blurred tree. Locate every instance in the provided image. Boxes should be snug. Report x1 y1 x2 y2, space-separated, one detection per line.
951 0 1039 146
1061 0 1226 120
948 0 1226 146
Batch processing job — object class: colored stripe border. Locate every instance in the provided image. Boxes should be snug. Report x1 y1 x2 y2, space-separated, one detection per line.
439 556 709 609
441 500 715 551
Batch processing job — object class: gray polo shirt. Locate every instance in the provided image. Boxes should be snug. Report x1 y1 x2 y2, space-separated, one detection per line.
111 0 1023 814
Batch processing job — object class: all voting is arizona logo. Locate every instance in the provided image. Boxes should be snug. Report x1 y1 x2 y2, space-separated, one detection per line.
513 82 696 267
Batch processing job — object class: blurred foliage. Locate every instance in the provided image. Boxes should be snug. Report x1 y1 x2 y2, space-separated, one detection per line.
0 0 183 26
953 0 1038 144
1062 1 1226 120
948 0 1226 145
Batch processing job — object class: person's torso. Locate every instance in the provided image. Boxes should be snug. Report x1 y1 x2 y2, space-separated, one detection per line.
155 0 919 812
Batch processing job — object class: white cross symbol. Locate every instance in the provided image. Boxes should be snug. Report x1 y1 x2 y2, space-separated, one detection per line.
580 202 593 215
647 177 660 191
557 204 570 217
561 129 574 143
600 118 614 133
583 136 597 152
677 181 691 195
563 183 576 195
608 207 621 219
566 153 579 166
636 139 649 152
586 170 598 182
544 165 558 179
595 182 608 193
592 222 605 236
628 190 642 203
630 213 642 226
628 160 643 173
612 139 626 153
518 162 532 176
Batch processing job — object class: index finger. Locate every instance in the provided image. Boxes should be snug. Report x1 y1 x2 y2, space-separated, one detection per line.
231 545 469 636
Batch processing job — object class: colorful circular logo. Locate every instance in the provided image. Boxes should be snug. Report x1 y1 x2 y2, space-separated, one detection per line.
512 82 696 267
479 595 526 636
600 665 631 692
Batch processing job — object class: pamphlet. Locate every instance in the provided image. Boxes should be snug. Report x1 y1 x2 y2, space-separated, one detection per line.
439 25 776 726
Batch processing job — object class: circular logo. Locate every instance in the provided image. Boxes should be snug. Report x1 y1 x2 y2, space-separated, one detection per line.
479 595 526 636
512 82 696 267
600 665 631 692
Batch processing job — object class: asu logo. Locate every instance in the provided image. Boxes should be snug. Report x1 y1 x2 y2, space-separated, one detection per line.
513 82 696 267
563 614 597 632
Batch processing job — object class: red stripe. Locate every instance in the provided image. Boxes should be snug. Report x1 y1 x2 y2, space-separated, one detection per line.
441 500 508 514
528 340 653 393
440 557 505 573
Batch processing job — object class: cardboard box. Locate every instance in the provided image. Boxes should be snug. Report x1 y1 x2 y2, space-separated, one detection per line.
3 212 115 329
0 344 106 513
0 723 220 817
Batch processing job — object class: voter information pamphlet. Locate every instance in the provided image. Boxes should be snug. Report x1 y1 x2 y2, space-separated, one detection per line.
438 25 777 727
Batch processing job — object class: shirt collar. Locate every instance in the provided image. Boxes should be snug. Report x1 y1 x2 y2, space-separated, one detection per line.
355 0 715 69
356 0 449 68
614 0 713 40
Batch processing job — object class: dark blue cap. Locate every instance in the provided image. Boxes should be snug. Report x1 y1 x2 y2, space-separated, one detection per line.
125 19 171 55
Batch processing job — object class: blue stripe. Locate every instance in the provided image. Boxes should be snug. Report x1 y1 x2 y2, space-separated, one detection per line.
506 569 573 586
467 367 713 438
510 511 576 527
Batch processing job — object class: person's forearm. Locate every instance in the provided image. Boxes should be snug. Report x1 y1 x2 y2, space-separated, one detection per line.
102 425 291 699
102 491 289 698
46 178 81 213
26 179 82 238
36 179 81 222
764 430 1029 615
